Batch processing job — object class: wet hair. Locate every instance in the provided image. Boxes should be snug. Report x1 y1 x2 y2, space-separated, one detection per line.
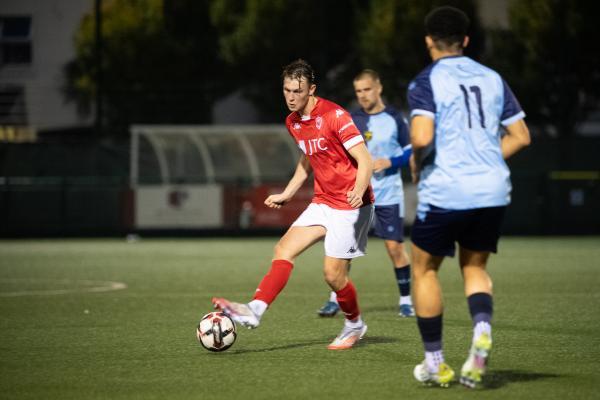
353 69 380 83
425 6 470 50
281 59 316 86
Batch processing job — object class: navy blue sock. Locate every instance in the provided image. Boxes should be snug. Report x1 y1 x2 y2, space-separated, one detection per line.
416 315 443 352
467 292 493 325
394 264 411 297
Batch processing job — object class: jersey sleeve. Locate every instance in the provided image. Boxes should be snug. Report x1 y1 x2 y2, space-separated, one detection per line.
394 112 410 147
389 144 412 170
351 110 368 137
387 110 411 169
329 108 364 150
407 69 435 119
500 79 526 126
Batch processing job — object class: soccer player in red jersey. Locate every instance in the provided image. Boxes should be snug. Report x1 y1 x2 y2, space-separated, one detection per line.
213 59 375 350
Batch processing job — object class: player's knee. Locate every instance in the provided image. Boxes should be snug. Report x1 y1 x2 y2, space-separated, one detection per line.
387 243 409 265
322 269 336 285
412 265 436 281
323 266 345 288
272 243 294 262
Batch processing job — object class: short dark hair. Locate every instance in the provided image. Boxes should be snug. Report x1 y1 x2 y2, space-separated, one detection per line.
425 6 470 49
354 69 380 83
282 59 316 86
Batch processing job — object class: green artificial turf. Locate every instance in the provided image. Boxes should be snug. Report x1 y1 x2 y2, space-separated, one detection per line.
1 237 599 399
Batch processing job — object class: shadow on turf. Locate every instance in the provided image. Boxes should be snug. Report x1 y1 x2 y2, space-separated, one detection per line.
221 336 398 355
223 339 329 355
415 370 562 391
361 336 398 345
361 305 397 314
482 369 562 390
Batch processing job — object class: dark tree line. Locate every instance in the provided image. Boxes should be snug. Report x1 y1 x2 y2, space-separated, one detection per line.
63 0 600 138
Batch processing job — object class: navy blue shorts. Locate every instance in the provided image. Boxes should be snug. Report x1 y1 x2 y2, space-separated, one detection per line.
411 205 506 257
372 204 405 242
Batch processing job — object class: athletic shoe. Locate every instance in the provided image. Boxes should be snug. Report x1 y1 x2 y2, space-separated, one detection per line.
413 361 455 387
317 301 340 317
327 324 367 350
212 297 260 329
460 332 492 388
398 303 415 317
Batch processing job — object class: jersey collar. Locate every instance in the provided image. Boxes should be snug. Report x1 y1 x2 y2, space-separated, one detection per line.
296 97 321 121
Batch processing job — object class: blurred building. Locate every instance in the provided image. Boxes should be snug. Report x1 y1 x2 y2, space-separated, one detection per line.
0 0 93 142
477 0 509 29
0 0 512 137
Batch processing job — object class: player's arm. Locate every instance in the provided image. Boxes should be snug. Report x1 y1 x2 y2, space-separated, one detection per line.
373 115 412 173
264 155 312 209
499 79 530 159
347 142 373 208
409 115 434 183
501 119 531 159
373 145 413 173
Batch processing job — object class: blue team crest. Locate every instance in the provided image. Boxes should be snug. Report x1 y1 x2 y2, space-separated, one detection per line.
364 130 373 141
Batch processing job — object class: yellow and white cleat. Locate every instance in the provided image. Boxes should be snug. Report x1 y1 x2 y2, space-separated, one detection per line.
413 361 455 388
460 332 492 388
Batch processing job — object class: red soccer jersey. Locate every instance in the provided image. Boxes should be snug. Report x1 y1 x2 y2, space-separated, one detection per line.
285 97 374 210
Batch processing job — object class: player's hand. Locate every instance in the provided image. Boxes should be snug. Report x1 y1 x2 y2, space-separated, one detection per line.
264 193 289 209
346 190 363 209
409 154 420 183
373 158 391 173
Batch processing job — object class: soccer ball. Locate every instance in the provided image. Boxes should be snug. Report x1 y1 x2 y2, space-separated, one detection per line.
196 312 237 352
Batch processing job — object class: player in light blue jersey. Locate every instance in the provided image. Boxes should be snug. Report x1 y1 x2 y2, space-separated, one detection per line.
407 7 531 388
317 69 414 318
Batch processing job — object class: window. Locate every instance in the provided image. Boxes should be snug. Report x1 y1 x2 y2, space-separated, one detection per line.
0 85 27 125
0 84 33 142
0 16 32 66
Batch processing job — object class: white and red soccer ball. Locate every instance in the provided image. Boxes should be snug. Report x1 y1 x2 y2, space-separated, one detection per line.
196 312 237 352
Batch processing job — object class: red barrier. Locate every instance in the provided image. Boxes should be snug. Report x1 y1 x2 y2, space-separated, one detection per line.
235 184 314 228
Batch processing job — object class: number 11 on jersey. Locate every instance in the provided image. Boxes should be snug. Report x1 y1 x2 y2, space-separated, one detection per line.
459 84 486 129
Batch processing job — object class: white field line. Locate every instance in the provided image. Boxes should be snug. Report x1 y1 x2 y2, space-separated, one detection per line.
0 279 128 297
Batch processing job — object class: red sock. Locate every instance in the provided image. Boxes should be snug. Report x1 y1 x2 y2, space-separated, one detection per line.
336 281 360 321
252 259 294 305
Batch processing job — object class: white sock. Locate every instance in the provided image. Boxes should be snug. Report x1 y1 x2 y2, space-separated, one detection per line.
344 315 363 329
329 291 338 303
473 321 492 341
248 300 268 318
400 295 412 306
425 350 445 373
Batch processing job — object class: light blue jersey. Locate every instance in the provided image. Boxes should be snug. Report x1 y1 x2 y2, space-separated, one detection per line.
352 107 412 211
407 55 525 216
